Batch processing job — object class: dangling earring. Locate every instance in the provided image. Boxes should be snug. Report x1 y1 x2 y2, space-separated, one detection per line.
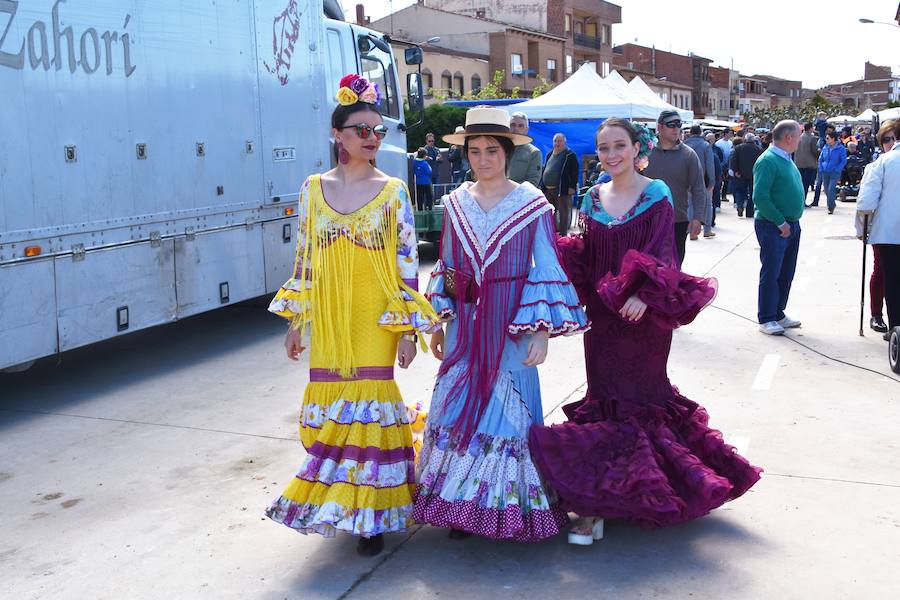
337 141 350 165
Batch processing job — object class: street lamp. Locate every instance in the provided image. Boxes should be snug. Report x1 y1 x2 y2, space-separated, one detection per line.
859 17 900 27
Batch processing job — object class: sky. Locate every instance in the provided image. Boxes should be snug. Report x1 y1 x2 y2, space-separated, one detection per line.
349 0 899 89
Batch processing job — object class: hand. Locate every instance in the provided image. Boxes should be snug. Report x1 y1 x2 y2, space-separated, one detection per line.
397 338 417 369
778 222 791 238
689 219 702 238
284 327 305 361
522 330 550 366
619 295 648 322
430 328 445 360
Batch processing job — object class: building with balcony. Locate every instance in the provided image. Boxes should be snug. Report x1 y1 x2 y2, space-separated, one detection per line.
752 75 803 108
818 62 899 110
369 4 565 98
737 76 768 115
612 43 713 117
615 67 693 112
425 0 622 78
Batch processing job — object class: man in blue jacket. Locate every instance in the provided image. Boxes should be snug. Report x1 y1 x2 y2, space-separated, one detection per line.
816 132 848 214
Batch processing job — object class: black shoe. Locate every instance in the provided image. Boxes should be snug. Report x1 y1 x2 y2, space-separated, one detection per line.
827 208 834 215
737 208 743 217
448 528 471 540
356 534 384 556
871 316 888 333
884 332 892 342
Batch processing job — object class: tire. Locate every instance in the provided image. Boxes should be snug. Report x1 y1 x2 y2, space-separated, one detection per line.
890 327 900 374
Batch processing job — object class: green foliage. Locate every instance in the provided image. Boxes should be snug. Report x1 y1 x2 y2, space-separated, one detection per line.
464 70 509 100
744 96 845 128
403 103 467 152
531 74 555 98
883 100 900 109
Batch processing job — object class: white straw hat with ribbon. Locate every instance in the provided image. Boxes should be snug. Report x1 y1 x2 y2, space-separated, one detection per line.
442 106 533 146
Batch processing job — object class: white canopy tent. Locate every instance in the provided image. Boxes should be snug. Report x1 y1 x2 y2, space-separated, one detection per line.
626 74 694 122
878 107 900 121
511 64 661 120
855 108 878 122
827 114 859 124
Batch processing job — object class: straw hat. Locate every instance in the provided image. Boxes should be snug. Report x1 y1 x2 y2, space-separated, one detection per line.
442 106 533 146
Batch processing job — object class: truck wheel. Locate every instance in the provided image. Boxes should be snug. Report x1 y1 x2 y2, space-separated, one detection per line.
890 327 900 374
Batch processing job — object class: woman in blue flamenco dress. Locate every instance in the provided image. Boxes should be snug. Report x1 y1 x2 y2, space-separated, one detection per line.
411 107 590 542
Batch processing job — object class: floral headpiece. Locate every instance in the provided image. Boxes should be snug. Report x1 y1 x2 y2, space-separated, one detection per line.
633 122 657 171
336 74 381 106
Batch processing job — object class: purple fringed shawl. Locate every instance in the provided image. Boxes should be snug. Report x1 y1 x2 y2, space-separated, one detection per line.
438 190 553 443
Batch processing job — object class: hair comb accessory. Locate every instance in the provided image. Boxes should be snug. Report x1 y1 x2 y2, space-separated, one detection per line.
336 73 381 106
633 122 657 171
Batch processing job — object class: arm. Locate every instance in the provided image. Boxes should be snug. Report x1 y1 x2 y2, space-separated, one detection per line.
526 147 543 187
751 158 785 226
687 151 707 223
856 159 884 214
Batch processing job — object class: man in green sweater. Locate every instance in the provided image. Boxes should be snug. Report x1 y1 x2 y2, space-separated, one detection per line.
753 120 806 335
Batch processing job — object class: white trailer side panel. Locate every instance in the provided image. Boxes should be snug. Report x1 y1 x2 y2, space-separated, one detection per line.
55 239 176 351
262 216 296 293
0 258 58 367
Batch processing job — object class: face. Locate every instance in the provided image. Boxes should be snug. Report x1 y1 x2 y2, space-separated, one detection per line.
426 134 435 146
552 135 566 152
467 136 507 181
510 117 528 135
596 125 639 177
781 125 801 153
333 109 385 162
657 119 682 144
882 133 896 152
825 135 836 147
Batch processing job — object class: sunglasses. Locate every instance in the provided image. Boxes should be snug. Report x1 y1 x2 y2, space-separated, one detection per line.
662 121 682 129
339 123 388 140
883 136 896 144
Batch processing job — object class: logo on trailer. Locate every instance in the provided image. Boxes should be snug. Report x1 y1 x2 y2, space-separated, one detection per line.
0 0 137 77
264 0 301 86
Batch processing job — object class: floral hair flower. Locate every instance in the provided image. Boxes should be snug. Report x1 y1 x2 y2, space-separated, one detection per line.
633 122 657 171
336 73 382 107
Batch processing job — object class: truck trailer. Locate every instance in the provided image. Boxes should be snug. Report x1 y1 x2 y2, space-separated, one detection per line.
0 0 422 370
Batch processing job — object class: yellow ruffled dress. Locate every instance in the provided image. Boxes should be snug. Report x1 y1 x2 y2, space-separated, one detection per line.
266 174 438 537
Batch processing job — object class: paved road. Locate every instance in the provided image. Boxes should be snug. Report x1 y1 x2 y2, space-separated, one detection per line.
2 200 898 599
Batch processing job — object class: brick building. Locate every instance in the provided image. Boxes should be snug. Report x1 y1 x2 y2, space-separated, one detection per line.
752 75 803 108
369 4 566 97
424 0 622 78
612 43 713 117
615 66 693 112
737 76 768 115
819 62 899 110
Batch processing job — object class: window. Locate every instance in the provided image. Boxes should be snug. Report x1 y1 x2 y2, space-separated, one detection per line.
585 22 597 38
547 58 557 82
325 30 347 101
601 61 610 76
574 21 583 35
565 14 571 35
566 54 573 75
602 24 611 45
441 70 452 94
453 72 464 97
471 74 482 93
511 53 523 75
422 69 433 97
358 36 400 118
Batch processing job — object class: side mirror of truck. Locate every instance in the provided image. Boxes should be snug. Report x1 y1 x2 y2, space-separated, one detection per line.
404 47 423 66
404 72 424 130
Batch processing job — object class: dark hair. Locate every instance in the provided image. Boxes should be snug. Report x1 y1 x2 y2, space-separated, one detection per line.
331 101 382 130
416 148 427 158
463 135 516 173
690 125 702 135
825 131 838 141
596 117 640 144
804 122 813 132
733 136 744 146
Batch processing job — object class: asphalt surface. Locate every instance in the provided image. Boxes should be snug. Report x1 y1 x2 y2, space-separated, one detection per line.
2 197 898 599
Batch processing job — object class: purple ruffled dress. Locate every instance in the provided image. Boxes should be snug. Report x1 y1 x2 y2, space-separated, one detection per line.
529 180 762 528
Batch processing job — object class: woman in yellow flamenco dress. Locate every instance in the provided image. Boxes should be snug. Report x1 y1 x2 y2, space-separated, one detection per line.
266 74 439 556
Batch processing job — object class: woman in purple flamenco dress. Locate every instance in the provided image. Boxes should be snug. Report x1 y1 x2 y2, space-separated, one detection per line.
530 118 762 544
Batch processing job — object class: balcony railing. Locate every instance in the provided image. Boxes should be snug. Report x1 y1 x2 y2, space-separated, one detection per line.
573 33 603 50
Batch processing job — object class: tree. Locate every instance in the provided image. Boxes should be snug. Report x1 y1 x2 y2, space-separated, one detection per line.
403 103 467 152
744 96 844 128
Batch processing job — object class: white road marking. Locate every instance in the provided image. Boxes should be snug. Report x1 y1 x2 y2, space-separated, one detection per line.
815 240 825 249
805 255 818 268
793 277 809 293
752 354 781 390
729 436 752 457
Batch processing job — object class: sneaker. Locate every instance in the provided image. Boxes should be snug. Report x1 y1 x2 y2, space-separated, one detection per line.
778 316 801 329
870 316 888 333
759 321 785 335
737 208 744 217
703 231 716 238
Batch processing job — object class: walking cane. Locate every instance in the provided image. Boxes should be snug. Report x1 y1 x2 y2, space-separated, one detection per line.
859 213 869 337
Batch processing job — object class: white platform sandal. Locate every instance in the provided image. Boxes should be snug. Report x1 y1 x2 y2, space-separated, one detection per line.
567 518 604 545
